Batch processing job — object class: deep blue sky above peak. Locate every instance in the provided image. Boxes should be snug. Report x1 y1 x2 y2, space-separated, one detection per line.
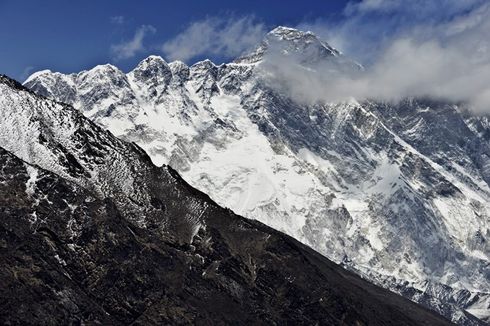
0 0 350 80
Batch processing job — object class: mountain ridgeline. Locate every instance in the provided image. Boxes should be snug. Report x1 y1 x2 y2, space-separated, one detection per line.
20 27 490 324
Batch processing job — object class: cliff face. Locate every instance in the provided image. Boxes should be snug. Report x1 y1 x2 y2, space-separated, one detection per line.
0 75 454 325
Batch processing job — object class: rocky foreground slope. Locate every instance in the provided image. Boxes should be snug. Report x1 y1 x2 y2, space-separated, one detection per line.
0 75 458 324
24 27 490 324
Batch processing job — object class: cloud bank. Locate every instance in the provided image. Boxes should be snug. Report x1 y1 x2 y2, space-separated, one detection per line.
300 0 488 63
263 0 490 111
161 16 266 62
111 25 156 61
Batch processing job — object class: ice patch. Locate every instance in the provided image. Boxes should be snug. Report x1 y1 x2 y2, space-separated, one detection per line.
24 164 38 196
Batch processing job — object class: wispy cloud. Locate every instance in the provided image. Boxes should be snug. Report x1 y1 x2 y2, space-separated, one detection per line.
344 0 483 18
263 0 490 111
110 15 125 25
111 25 156 61
19 66 34 81
161 16 266 62
299 0 488 63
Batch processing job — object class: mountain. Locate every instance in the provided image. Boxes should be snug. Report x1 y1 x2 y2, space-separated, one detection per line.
24 26 490 324
0 74 457 325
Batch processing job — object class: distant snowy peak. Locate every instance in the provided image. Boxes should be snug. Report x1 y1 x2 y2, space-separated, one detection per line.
268 26 340 56
23 69 54 84
23 63 131 110
235 26 341 64
168 60 190 84
79 64 128 88
129 55 172 87
23 69 77 105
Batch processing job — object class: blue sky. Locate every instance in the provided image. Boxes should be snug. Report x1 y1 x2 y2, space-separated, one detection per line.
0 0 350 80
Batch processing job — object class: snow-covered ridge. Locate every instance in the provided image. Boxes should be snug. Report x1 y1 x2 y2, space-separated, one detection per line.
22 27 490 325
24 69 53 84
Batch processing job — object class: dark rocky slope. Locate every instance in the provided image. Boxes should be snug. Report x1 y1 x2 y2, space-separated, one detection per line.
0 75 453 325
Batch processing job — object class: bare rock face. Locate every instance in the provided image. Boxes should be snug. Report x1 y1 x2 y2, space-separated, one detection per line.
0 75 455 325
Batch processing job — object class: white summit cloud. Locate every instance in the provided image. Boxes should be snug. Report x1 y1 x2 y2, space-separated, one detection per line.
111 25 156 61
266 0 490 111
161 16 266 62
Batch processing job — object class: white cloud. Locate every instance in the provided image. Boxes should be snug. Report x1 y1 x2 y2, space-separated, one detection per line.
19 66 34 81
344 0 483 17
161 16 266 62
299 0 487 63
110 16 125 25
264 1 490 111
111 25 156 61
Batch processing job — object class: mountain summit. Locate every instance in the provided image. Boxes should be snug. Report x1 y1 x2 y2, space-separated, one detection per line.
235 26 341 64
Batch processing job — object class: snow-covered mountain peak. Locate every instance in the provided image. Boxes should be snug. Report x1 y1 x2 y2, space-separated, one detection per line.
22 69 77 105
268 26 317 41
144 54 166 62
131 55 169 71
189 59 218 85
190 59 217 73
235 26 340 65
87 62 120 72
169 60 188 71
79 63 127 84
189 59 220 101
169 60 190 84
23 69 54 84
129 55 172 91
